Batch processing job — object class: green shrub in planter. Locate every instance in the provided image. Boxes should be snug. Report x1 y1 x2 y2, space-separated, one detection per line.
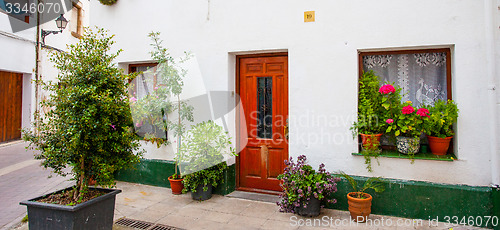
180 121 236 195
22 27 142 202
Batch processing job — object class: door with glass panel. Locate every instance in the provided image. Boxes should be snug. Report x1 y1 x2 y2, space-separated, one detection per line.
237 54 288 192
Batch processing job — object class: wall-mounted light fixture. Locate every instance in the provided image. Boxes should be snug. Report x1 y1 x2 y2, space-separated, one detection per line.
41 14 68 45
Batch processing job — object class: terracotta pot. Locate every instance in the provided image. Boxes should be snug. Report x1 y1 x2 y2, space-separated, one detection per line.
347 192 372 222
168 176 184 195
427 135 453 156
359 133 383 151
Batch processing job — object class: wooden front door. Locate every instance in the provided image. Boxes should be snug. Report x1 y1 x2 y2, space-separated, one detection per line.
0 71 23 143
237 54 288 192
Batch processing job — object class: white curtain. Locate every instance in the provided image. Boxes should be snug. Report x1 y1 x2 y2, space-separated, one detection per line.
362 52 447 107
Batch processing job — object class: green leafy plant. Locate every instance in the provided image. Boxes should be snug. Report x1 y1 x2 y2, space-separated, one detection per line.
22 27 142 202
182 162 227 193
423 100 459 138
145 31 194 179
337 171 385 199
355 77 401 172
361 144 380 172
351 71 386 136
180 121 236 193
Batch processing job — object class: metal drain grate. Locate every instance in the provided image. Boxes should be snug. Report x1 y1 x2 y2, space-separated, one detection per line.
150 224 180 230
115 218 184 230
115 218 153 229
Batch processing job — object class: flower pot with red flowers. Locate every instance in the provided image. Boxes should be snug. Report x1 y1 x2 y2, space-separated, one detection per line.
423 100 459 156
277 155 341 217
337 172 385 223
385 101 429 159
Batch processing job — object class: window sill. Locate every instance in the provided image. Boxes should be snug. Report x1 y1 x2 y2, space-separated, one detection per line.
352 150 456 162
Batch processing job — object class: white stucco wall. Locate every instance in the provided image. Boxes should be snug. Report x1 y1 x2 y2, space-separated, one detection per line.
0 12 36 132
91 0 499 187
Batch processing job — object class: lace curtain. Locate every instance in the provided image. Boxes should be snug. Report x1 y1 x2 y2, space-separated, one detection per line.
362 52 447 107
131 66 157 99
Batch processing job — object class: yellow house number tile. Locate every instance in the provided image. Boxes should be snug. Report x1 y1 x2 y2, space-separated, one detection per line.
304 11 315 22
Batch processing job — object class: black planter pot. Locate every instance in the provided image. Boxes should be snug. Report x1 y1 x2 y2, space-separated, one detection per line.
20 187 121 230
295 196 321 217
191 183 213 201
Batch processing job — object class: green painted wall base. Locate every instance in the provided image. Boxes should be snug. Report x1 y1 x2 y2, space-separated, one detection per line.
329 176 496 228
115 159 236 195
493 186 500 230
116 159 498 228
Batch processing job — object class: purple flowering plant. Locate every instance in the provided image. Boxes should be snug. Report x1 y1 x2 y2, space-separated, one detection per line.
276 155 341 213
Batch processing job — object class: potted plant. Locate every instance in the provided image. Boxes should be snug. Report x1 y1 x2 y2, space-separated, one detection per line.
423 99 459 155
352 72 400 171
20 27 142 229
141 32 194 194
277 155 340 217
337 171 385 223
180 121 236 201
351 71 386 149
385 101 429 157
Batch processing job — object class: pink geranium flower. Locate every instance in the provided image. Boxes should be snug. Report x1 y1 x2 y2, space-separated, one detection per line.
417 108 430 117
135 121 143 127
379 84 396 94
130 97 137 102
386 119 394 124
401 105 415 114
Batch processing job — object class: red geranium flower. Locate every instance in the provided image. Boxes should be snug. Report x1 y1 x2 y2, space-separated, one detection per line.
402 105 415 114
417 108 430 117
379 84 396 94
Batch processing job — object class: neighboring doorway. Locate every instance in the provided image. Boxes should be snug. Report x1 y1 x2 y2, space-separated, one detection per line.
0 71 23 143
237 54 288 193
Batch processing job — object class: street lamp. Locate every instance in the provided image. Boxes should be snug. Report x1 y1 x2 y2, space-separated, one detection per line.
41 14 68 45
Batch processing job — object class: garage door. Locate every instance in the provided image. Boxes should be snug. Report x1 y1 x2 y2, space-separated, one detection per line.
0 71 23 143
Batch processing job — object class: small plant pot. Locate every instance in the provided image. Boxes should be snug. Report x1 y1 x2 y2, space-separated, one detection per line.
168 176 184 195
295 196 321 217
191 184 213 201
427 135 453 156
359 133 383 152
396 136 420 155
347 192 372 222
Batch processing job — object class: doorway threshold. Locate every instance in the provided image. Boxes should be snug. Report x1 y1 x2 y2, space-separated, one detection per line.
226 190 280 204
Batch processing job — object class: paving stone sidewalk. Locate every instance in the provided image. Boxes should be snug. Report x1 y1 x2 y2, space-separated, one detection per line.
12 181 488 230
0 141 73 230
